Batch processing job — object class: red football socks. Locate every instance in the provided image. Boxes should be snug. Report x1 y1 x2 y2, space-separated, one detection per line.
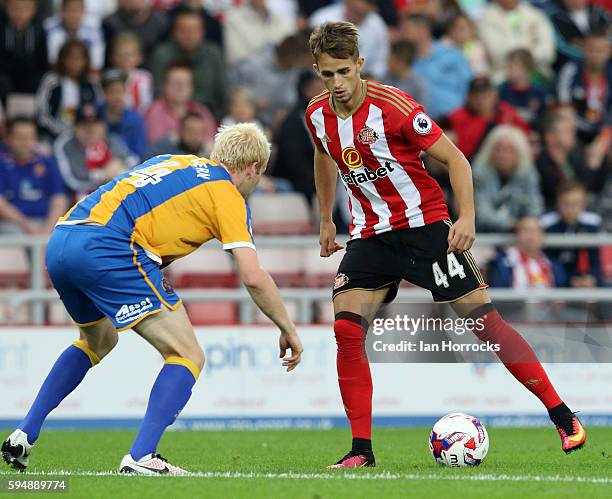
334 312 373 440
468 304 562 410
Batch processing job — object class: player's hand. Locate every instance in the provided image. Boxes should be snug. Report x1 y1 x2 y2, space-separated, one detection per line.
279 331 303 372
320 220 344 257
447 217 475 254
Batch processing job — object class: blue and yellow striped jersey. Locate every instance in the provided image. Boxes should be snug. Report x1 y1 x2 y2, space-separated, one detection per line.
58 154 255 264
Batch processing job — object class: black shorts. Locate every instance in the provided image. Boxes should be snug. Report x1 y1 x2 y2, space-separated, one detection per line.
332 220 487 303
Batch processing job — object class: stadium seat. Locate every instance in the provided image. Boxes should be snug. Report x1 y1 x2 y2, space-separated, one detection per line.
249 193 314 234
304 246 344 287
6 93 36 119
168 247 237 288
185 301 238 325
0 248 30 288
601 246 612 281
256 248 305 287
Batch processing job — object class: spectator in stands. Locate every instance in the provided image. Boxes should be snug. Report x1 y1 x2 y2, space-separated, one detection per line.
487 216 567 288
81 0 117 24
230 33 311 128
310 0 390 79
224 0 296 67
536 112 606 210
382 40 427 107
0 118 67 235
109 32 153 115
498 49 548 128
145 112 210 159
546 0 611 68
145 63 216 147
35 39 100 140
557 29 612 169
44 0 105 72
472 125 543 232
596 176 612 233
478 0 556 83
102 0 167 65
0 0 48 102
150 7 227 117
541 181 604 287
446 76 529 160
98 69 147 159
273 70 326 202
54 104 136 195
220 87 264 130
442 13 490 76
398 12 472 119
166 0 223 50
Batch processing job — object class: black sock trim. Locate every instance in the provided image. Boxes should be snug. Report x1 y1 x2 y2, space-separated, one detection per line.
335 311 369 330
352 437 372 454
548 402 572 423
464 303 496 321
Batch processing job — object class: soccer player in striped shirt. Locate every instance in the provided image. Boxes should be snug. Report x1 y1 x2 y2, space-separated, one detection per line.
2 124 303 475
305 22 586 468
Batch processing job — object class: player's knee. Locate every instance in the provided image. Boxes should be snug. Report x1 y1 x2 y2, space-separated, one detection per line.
171 344 205 373
188 346 205 372
334 312 369 358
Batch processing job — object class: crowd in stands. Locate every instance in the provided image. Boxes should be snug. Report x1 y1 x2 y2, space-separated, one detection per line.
0 0 610 293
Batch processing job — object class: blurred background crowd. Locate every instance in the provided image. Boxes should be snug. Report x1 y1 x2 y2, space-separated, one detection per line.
0 0 610 295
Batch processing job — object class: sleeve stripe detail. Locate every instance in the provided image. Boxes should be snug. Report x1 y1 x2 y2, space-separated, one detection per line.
367 91 412 117
368 81 416 109
368 82 416 111
307 91 330 109
223 242 257 251
368 87 415 115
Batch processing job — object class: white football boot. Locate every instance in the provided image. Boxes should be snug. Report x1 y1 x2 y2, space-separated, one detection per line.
2 429 33 471
119 453 189 475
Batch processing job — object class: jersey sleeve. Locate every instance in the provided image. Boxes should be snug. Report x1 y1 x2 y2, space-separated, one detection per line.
305 108 325 152
399 106 443 151
207 180 256 251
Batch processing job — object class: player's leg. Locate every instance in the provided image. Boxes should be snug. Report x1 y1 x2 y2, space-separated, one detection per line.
2 319 118 470
328 288 388 468
451 288 586 453
327 235 403 468
119 304 204 475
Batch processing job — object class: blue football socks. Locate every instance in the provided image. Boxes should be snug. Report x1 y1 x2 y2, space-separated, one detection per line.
19 341 99 444
129 358 199 461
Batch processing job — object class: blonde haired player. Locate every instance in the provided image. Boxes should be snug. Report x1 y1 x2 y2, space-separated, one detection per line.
2 123 303 475
305 22 585 468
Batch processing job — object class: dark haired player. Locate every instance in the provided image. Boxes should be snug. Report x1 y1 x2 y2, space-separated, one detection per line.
305 21 586 468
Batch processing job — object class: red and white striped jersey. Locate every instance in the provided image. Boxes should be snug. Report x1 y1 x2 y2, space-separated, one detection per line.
305 80 449 239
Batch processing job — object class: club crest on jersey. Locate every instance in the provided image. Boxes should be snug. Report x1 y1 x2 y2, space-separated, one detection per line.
341 147 363 169
333 273 349 290
357 126 379 145
413 112 433 135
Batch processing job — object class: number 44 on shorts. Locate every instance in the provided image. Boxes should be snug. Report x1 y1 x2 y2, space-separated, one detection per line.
432 253 466 288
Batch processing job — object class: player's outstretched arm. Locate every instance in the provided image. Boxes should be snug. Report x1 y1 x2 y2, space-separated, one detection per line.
232 247 303 371
425 135 476 254
315 147 344 257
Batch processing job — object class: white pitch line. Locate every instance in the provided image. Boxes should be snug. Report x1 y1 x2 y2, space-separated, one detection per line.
0 470 610 484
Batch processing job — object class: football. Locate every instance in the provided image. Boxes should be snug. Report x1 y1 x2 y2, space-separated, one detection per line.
429 413 489 467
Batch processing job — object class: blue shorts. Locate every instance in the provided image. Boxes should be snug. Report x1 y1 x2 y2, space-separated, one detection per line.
46 225 181 331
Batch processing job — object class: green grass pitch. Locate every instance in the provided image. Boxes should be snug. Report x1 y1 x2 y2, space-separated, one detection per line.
1 427 610 498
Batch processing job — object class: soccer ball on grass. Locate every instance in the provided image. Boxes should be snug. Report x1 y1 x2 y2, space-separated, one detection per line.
429 413 489 467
